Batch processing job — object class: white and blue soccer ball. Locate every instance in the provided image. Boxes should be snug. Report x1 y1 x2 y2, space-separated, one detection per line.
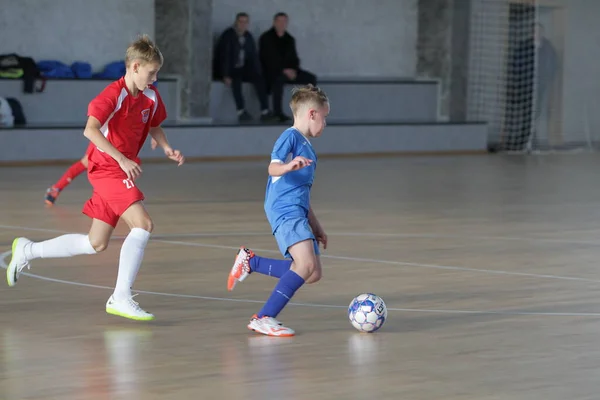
348 293 387 333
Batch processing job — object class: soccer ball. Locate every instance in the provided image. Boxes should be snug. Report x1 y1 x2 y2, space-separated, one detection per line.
348 293 387 333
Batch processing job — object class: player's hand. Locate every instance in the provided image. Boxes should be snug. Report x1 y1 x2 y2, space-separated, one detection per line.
165 147 185 166
151 137 158 150
224 77 232 87
283 68 297 80
314 227 328 250
118 157 142 181
286 156 312 172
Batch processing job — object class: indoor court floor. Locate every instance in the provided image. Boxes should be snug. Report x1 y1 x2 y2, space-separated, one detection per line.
2 153 600 399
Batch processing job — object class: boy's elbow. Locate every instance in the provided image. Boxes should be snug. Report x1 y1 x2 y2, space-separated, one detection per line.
268 163 282 177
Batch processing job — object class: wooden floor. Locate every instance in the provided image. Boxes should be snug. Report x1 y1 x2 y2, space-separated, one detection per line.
2 153 600 399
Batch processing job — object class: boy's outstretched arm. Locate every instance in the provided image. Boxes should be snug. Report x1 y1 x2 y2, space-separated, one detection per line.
268 156 312 177
149 126 185 166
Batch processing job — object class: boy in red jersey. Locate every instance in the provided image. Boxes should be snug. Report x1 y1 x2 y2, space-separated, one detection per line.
6 35 184 321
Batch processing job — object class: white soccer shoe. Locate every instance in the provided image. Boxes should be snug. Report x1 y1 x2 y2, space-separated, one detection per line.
106 294 155 321
248 314 295 337
6 237 32 287
227 247 254 291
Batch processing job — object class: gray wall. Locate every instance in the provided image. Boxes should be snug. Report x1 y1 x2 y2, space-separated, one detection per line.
560 0 600 144
212 0 418 78
417 0 452 118
416 0 471 120
155 0 213 118
0 0 155 71
0 0 424 119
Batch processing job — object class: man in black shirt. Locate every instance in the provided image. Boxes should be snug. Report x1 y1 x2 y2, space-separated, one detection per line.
214 12 275 123
259 12 317 122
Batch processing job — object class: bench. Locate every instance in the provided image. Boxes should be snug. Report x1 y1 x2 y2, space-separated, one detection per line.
209 78 440 124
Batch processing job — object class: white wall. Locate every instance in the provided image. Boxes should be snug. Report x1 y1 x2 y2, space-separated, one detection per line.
0 0 154 72
559 0 600 143
212 0 418 78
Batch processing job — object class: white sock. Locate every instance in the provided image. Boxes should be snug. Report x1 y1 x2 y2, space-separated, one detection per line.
113 228 151 301
27 234 96 260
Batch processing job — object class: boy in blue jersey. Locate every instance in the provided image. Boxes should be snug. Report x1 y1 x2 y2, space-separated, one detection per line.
227 84 330 336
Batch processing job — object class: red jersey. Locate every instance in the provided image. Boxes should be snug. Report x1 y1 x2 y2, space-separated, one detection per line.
87 77 166 177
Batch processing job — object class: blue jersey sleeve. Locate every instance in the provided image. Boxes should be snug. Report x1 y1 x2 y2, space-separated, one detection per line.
270 131 297 163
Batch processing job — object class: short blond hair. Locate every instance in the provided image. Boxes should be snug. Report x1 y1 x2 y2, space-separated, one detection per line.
289 84 329 115
125 34 163 67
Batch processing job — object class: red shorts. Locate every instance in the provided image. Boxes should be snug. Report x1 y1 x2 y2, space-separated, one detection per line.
82 174 144 227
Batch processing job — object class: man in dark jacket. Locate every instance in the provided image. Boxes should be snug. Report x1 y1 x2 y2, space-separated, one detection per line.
259 12 317 121
214 12 275 123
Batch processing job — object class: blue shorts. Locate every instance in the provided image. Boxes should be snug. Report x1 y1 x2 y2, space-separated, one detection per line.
273 217 320 259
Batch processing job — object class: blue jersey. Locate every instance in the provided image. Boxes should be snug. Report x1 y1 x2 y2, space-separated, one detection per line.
264 128 317 232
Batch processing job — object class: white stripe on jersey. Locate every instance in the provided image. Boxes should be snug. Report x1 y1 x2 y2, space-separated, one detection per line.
142 87 159 120
270 153 293 183
97 88 128 152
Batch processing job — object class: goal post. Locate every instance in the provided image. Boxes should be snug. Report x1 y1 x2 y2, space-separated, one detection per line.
467 0 580 153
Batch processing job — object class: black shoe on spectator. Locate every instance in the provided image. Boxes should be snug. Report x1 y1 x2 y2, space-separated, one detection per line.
238 110 253 123
260 110 278 123
277 113 292 123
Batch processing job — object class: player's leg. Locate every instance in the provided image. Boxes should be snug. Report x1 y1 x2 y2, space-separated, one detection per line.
247 240 316 337
294 69 317 86
228 218 323 290
262 239 320 312
6 217 111 287
241 66 275 122
227 247 293 290
247 218 321 337
45 154 89 205
230 68 251 122
270 73 287 118
113 201 153 301
105 201 154 321
304 251 323 284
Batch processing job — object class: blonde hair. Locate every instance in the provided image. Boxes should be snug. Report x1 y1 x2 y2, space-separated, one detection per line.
289 84 329 115
125 34 163 67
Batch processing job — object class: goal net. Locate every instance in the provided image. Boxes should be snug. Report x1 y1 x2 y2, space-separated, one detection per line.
467 0 581 152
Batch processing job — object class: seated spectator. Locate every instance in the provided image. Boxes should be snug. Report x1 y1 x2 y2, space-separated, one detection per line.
214 12 276 123
259 12 317 122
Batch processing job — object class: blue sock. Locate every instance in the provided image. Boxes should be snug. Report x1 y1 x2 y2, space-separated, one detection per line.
250 255 292 278
257 270 305 318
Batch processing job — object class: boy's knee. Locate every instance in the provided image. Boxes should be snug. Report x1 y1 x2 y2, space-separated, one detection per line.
89 237 108 253
131 217 154 233
121 203 154 233
293 259 318 281
142 218 154 233
305 269 322 284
